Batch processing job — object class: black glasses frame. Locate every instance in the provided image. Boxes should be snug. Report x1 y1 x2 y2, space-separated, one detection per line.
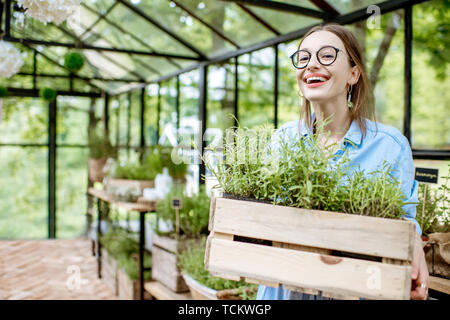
290 46 354 69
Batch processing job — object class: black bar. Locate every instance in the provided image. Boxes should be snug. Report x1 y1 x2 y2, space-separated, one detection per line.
97 198 102 278
3 36 202 60
222 0 331 19
48 99 57 239
115 98 120 147
412 150 450 160
104 93 109 134
117 0 207 59
0 1 3 34
32 51 37 90
139 212 146 300
308 0 340 16
140 87 145 149
127 93 131 154
18 72 139 83
176 75 180 143
156 85 161 143
234 57 239 127
274 45 279 129
5 0 10 37
198 65 208 186
403 6 412 144
5 87 101 98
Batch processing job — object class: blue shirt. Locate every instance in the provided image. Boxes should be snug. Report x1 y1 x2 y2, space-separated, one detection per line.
257 115 420 300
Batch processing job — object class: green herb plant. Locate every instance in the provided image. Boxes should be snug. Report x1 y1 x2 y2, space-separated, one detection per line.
155 184 210 237
416 164 450 235
202 120 414 220
111 148 163 180
89 127 116 160
101 228 152 280
177 237 257 300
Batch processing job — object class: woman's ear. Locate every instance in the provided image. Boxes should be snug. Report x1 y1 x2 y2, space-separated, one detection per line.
349 65 361 85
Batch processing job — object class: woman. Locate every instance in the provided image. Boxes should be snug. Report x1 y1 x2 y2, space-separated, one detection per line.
256 23 429 300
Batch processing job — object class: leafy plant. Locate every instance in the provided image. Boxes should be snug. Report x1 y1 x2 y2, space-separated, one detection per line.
156 146 188 180
155 184 210 237
177 237 257 299
64 52 85 73
101 228 152 280
202 121 413 220
39 87 56 101
416 165 450 235
89 128 116 159
111 148 163 180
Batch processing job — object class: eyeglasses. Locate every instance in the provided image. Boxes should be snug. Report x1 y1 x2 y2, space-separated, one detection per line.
290 46 354 69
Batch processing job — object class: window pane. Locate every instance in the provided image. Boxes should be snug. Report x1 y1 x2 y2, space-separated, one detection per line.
0 97 47 144
238 48 275 128
158 79 177 146
0 147 47 239
56 147 88 238
411 1 450 149
145 85 158 146
57 97 90 145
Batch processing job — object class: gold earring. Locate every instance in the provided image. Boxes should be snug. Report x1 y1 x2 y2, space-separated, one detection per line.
347 85 353 109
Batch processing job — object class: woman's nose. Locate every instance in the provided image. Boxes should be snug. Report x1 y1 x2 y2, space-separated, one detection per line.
307 54 320 70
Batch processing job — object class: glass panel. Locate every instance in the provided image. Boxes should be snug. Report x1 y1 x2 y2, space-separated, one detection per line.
56 147 88 238
411 1 450 149
109 98 120 147
57 97 89 145
413 160 450 190
0 147 47 239
129 91 141 147
331 0 385 14
132 0 234 57
363 11 405 130
278 40 302 126
207 62 235 134
248 7 321 34
181 0 274 48
145 85 158 146
37 76 69 91
83 0 117 15
108 3 198 57
0 97 47 144
11 14 74 42
275 0 321 9
66 5 103 37
158 78 177 146
1 75 34 89
238 48 275 128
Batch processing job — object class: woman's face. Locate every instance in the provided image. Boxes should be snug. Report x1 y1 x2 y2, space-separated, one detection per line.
296 31 359 103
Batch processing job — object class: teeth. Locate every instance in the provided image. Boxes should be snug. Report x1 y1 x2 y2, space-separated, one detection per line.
306 76 328 84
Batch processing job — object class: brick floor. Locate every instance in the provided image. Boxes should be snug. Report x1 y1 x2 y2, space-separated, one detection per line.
0 238 118 300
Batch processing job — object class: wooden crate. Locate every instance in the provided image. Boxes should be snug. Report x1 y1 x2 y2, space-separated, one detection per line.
205 197 416 300
151 234 189 293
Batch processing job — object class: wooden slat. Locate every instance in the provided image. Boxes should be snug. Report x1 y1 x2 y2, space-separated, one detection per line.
88 188 156 212
152 245 188 293
207 237 412 300
429 276 450 295
213 197 415 261
144 281 192 300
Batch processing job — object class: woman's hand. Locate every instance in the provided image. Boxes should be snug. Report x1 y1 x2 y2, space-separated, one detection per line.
410 233 429 300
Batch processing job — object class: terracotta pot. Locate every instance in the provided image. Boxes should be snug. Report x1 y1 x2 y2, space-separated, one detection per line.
89 157 107 182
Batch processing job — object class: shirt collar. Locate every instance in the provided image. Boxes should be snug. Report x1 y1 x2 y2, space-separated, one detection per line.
300 112 363 148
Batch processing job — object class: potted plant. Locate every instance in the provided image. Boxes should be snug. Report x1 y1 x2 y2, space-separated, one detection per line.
151 185 210 293
88 128 116 183
203 124 418 300
158 146 189 184
100 229 152 300
420 165 449 278
178 237 257 300
105 149 163 201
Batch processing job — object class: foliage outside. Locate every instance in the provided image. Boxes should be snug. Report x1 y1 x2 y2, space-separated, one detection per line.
155 184 210 237
177 237 257 300
89 127 116 159
101 228 152 281
204 121 413 220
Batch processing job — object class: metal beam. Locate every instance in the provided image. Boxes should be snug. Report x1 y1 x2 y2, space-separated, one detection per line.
6 87 101 97
117 0 207 59
18 72 141 83
5 0 10 37
198 65 207 186
221 0 331 19
170 0 240 48
237 4 280 35
140 87 145 149
48 98 57 239
234 57 239 127
412 150 450 160
403 5 412 143
176 75 180 143
308 0 340 16
3 36 202 60
274 44 279 129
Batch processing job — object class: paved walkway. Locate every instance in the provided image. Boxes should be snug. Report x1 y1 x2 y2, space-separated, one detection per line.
0 238 117 300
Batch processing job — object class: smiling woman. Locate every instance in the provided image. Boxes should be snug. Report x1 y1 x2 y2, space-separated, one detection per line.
256 23 429 301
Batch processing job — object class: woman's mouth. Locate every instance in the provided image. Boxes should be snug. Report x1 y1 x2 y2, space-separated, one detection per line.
303 74 329 88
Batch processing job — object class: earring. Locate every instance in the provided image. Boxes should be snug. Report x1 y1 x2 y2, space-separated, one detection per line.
347 85 353 109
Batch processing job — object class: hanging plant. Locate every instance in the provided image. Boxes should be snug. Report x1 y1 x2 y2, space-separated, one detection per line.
0 41 24 78
64 52 84 73
17 0 81 25
0 86 7 98
39 87 57 101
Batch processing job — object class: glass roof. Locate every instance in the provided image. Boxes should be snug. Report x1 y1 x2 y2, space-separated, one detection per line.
5 0 393 94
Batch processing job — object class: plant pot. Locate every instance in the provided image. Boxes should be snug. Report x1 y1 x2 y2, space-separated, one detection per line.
89 157 107 182
181 273 248 300
152 234 203 293
423 232 450 278
105 178 155 201
205 197 416 300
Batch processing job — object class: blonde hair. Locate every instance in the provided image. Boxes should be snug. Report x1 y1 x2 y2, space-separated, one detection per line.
298 23 376 137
